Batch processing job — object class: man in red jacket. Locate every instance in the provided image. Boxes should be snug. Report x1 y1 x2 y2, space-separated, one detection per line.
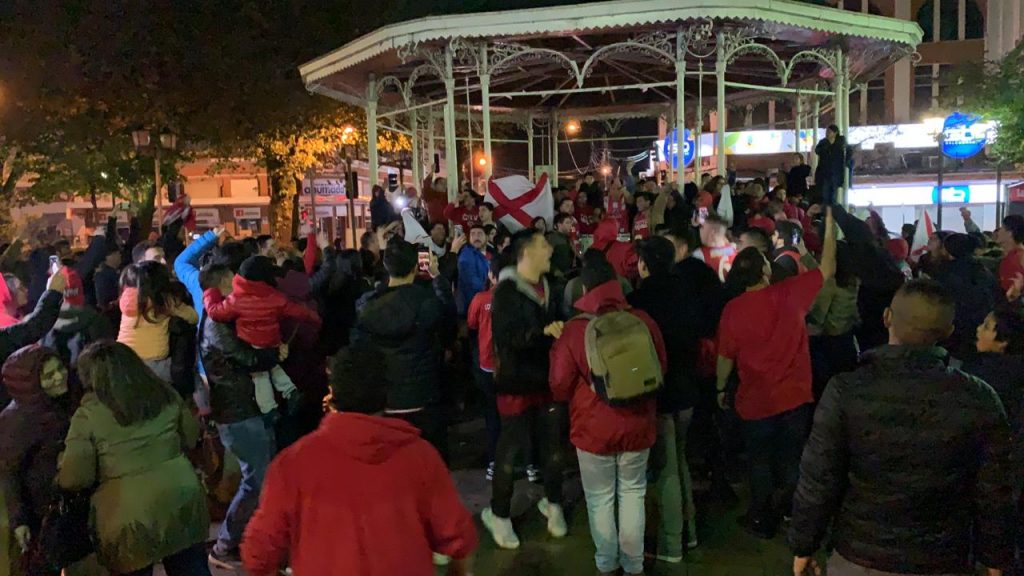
591 218 639 282
550 251 667 576
241 345 478 576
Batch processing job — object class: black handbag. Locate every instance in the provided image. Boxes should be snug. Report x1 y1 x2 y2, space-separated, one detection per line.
36 491 93 570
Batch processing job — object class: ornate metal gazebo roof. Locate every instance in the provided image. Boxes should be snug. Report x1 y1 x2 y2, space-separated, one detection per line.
299 0 922 199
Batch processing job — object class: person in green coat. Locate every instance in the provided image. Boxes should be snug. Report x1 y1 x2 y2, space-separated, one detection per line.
57 341 210 576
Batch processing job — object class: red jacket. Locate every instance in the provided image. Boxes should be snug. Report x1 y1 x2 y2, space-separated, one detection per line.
591 219 639 282
466 288 495 372
241 412 477 576
549 280 666 455
204 275 321 349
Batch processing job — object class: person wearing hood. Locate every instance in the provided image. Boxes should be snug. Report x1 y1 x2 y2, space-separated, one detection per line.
591 218 638 282
0 269 66 409
204 255 322 419
43 268 114 369
932 233 1000 357
483 229 567 551
550 251 666 576
58 341 210 576
241 344 477 576
0 273 26 329
350 239 455 461
0 345 72 575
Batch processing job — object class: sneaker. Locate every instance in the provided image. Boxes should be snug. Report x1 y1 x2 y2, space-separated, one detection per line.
537 498 568 538
485 461 495 481
208 545 240 570
655 554 683 563
432 553 450 566
526 465 540 483
481 507 520 549
686 535 699 550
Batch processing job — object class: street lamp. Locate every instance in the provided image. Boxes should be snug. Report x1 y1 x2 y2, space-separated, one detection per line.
923 116 946 228
132 127 177 229
565 119 581 137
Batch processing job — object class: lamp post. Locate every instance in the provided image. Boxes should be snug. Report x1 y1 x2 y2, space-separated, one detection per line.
132 128 177 231
340 125 357 248
923 117 945 229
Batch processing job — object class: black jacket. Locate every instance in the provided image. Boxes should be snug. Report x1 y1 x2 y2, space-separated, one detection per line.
199 317 279 425
0 291 63 408
814 136 848 186
628 273 708 412
789 345 1016 573
932 257 1000 355
962 352 1024 438
786 164 811 198
491 270 556 395
351 276 455 410
672 256 725 332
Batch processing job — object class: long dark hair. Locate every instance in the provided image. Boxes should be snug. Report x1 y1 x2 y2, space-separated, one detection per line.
119 261 176 324
77 341 180 426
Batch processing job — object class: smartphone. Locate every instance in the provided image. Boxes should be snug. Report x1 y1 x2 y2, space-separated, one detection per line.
417 249 431 272
454 224 464 238
698 206 709 224
48 255 60 275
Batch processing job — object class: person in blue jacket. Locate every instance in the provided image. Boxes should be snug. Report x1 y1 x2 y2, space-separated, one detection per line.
457 225 490 316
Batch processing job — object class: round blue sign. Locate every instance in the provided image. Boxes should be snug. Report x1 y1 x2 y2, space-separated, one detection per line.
941 112 988 159
663 128 695 170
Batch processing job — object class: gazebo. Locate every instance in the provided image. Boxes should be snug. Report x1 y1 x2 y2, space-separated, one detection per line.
299 0 922 201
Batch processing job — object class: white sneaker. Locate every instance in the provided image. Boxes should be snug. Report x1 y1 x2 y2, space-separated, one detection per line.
655 553 683 563
481 507 520 549
537 498 568 538
432 552 450 566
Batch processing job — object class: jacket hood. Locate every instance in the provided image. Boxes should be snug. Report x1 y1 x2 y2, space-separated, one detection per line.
592 219 620 249
232 274 280 298
2 344 61 403
574 279 627 314
320 411 421 464
498 267 549 308
357 283 424 339
861 344 949 367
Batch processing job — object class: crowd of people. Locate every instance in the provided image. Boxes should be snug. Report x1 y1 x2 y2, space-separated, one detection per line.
0 149 1020 576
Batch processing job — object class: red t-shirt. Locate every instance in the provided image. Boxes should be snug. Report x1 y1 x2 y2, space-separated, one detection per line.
999 248 1024 292
632 211 650 239
576 205 596 234
443 203 480 229
466 289 495 372
604 196 629 235
717 269 823 420
696 244 737 283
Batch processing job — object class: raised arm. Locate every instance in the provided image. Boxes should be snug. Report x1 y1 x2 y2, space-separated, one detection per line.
818 207 837 281
203 288 241 323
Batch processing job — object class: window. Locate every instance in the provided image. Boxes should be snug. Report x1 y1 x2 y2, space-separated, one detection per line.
916 0 984 41
912 65 935 116
865 77 886 124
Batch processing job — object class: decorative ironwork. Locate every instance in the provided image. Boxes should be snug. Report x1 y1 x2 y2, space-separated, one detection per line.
782 48 841 84
375 75 407 106
724 41 786 82
602 119 625 134
489 42 582 86
682 18 716 59
580 32 675 81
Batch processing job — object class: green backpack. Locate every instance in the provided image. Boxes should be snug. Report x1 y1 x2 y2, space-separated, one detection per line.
581 309 663 406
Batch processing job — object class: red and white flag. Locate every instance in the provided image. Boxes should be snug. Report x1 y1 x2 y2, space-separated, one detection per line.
485 174 553 233
909 209 935 263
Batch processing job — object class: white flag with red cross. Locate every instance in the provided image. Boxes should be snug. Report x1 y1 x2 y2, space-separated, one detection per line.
484 174 553 233
909 209 935 263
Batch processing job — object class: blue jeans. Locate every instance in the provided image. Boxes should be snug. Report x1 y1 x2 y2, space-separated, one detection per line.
577 448 650 575
121 543 211 576
216 416 276 551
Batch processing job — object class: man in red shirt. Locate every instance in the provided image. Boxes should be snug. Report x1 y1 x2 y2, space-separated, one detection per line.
716 206 836 539
242 345 478 576
604 179 632 235
467 257 503 479
694 213 737 283
443 188 481 230
996 214 1024 293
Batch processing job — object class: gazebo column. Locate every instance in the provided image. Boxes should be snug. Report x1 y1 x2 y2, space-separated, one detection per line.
812 92 820 174
443 45 458 201
367 74 380 188
674 58 686 186
795 92 803 158
527 113 535 180
835 50 850 205
480 44 493 180
410 109 421 190
550 110 559 187
695 62 704 186
715 32 727 177
427 106 435 182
